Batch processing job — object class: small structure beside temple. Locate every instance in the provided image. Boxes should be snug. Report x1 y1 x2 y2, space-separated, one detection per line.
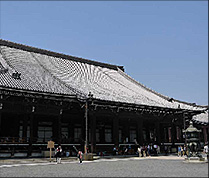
183 121 206 163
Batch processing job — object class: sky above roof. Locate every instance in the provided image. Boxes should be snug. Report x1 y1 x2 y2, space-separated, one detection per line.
0 1 208 106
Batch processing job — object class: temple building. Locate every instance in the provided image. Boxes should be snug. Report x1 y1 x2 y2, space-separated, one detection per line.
0 39 208 157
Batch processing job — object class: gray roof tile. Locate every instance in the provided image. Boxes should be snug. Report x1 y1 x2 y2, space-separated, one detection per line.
0 39 208 123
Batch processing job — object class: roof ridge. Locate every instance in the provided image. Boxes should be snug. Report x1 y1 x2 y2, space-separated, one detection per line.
0 39 124 71
172 98 208 108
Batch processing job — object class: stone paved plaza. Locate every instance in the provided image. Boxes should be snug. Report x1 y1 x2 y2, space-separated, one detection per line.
0 156 208 177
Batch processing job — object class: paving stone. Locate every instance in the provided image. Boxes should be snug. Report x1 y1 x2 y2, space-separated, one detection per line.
0 156 208 177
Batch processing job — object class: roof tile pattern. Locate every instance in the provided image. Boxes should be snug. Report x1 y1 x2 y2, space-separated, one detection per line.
192 110 208 125
0 42 208 123
0 46 76 96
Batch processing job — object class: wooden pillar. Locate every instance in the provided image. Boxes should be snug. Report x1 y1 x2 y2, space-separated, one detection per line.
145 125 150 143
124 119 130 143
29 114 34 144
90 113 96 153
14 115 20 138
0 95 3 136
52 117 57 142
179 124 183 143
81 114 85 152
155 122 161 145
171 121 176 146
99 125 105 143
57 109 62 145
113 114 119 148
68 118 74 143
33 117 38 142
137 117 143 145
0 110 2 136
203 126 208 144
57 115 62 145
28 113 34 156
22 115 28 141
28 104 37 156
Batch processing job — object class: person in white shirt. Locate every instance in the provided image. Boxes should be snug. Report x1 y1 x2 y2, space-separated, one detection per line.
56 145 62 164
137 146 142 157
203 144 208 160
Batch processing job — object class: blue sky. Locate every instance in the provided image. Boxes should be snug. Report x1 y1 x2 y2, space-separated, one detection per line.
0 1 208 105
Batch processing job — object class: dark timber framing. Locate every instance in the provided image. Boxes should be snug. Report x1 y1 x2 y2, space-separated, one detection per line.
0 87 207 158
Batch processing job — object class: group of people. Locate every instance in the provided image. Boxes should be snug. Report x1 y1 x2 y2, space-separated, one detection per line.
177 145 187 157
178 143 209 158
112 143 161 157
112 145 131 155
137 143 160 157
54 145 83 164
53 143 208 163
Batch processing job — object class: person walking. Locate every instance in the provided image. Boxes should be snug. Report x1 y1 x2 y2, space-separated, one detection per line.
54 147 58 162
164 145 168 156
147 144 151 156
142 144 146 157
178 146 181 157
56 145 62 164
113 146 117 156
78 150 83 164
203 143 208 160
157 145 160 155
137 146 142 157
180 146 183 157
183 144 187 156
153 144 158 156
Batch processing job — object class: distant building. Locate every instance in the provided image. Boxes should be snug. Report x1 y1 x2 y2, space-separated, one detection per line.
0 39 208 158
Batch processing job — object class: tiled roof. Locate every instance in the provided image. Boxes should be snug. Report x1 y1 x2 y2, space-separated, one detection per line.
192 110 208 125
0 49 78 96
0 39 208 123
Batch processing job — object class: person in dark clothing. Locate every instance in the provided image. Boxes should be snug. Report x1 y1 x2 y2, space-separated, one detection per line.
77 150 83 164
113 146 117 156
56 145 62 164
164 145 168 156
